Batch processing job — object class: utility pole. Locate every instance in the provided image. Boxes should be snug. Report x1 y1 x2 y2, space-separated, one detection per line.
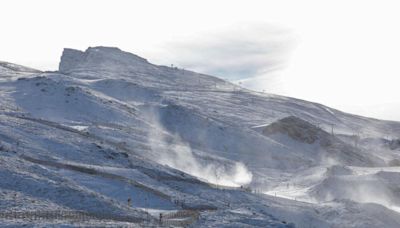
354 131 361 148
330 124 335 136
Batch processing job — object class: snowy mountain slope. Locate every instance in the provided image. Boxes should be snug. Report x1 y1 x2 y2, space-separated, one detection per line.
1 46 400 227
57 46 400 138
0 61 41 80
260 116 384 166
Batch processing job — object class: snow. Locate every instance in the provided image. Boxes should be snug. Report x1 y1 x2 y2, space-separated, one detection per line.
1 46 400 227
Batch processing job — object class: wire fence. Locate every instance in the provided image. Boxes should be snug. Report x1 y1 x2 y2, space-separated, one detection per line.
0 209 200 227
0 210 144 223
163 210 199 220
159 209 200 227
206 182 252 193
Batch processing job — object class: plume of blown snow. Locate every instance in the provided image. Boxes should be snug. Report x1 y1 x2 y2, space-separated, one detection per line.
146 110 252 187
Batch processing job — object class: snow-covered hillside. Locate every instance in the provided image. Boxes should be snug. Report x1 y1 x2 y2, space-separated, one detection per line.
1 46 400 227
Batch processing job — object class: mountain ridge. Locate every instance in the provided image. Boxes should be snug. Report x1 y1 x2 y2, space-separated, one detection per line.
1 46 400 227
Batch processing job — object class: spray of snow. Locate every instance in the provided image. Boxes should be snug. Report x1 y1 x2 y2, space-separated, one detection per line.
146 109 252 187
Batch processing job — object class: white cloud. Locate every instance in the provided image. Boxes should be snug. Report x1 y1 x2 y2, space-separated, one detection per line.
155 24 297 81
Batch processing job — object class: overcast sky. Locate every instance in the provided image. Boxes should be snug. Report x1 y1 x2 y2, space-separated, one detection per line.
1 0 400 121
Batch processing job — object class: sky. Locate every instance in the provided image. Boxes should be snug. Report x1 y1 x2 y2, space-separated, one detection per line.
1 0 400 121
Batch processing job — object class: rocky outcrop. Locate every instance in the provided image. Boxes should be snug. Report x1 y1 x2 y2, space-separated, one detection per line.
59 46 148 73
262 116 323 144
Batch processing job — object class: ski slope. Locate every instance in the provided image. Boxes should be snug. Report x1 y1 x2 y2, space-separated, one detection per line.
1 46 400 227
